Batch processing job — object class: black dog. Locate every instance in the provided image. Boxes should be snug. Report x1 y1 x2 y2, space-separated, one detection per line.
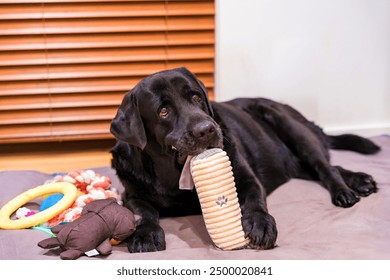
110 67 380 253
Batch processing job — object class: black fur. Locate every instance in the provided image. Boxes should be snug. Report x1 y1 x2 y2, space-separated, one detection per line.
110 67 380 253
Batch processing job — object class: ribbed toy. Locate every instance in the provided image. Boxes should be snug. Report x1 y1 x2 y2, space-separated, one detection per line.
190 148 250 250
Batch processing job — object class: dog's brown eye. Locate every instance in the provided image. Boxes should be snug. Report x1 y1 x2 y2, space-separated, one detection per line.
159 107 169 118
192 94 202 103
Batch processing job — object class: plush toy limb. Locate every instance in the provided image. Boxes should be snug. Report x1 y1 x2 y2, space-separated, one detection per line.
37 237 61 249
51 223 67 234
60 249 84 260
96 239 113 256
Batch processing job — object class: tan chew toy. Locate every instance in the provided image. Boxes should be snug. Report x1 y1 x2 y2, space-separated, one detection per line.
190 148 250 250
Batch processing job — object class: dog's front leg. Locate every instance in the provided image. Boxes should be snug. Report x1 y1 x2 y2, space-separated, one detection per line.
125 198 166 253
233 159 278 249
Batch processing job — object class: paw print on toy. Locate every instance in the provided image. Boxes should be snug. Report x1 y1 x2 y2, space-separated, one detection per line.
216 195 228 207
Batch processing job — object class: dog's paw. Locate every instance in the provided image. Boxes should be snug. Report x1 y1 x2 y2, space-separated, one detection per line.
332 188 360 208
241 210 277 249
348 172 378 197
127 222 166 253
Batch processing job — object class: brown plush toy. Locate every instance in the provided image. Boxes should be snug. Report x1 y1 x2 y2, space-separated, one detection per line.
38 198 136 260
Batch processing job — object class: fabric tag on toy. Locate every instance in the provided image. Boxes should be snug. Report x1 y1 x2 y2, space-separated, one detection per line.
179 156 194 190
84 249 99 257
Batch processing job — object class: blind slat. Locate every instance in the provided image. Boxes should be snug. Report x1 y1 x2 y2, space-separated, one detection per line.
0 2 214 20
0 121 112 143
0 92 123 110
0 88 214 111
0 30 215 51
2 90 214 111
0 60 214 81
0 75 214 96
0 0 193 3
0 107 118 125
0 45 214 66
0 31 215 51
0 16 214 35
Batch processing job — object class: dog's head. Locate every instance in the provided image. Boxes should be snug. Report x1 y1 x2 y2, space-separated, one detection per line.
110 67 223 163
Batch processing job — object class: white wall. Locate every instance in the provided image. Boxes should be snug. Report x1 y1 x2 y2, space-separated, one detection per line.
215 0 390 136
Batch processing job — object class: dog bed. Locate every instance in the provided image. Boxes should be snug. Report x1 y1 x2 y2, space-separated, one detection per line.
0 135 389 260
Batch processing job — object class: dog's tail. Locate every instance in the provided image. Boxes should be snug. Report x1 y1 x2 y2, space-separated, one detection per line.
327 134 381 154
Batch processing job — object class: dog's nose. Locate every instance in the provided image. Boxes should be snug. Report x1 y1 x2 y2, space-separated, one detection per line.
191 122 216 139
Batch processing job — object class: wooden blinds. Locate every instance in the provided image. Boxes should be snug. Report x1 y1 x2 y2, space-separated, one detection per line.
0 0 215 144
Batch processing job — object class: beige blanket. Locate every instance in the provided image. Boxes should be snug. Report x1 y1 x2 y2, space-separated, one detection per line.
0 136 389 260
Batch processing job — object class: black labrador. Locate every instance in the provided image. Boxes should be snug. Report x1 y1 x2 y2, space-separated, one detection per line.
110 67 380 253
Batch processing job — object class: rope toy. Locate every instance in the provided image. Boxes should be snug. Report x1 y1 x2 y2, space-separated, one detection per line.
45 169 120 227
190 148 250 250
50 170 112 194
0 182 77 230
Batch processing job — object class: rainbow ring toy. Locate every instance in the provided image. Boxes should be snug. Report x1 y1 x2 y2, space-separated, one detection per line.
0 182 77 230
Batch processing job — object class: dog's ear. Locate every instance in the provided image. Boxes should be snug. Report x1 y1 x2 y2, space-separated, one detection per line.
110 90 147 149
176 67 214 117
